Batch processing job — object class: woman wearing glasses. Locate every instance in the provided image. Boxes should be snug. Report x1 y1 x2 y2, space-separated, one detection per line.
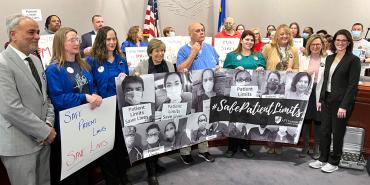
223 30 266 158
309 29 361 173
251 28 264 52
298 34 327 159
46 27 102 185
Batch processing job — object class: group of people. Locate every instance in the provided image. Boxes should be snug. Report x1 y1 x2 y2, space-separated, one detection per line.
0 12 366 185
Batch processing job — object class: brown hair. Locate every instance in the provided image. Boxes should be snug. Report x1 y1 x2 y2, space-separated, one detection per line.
233 30 256 54
52 27 90 70
163 26 173 37
147 39 166 56
91 26 122 65
304 34 326 57
126 26 140 43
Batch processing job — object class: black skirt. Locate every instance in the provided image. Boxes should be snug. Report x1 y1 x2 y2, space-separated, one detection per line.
304 83 321 121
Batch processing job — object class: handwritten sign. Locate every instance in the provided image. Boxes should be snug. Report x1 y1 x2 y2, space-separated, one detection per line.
22 9 42 21
293 38 304 48
59 96 116 180
230 86 259 98
183 36 213 45
161 102 187 120
38 34 54 68
214 38 240 61
262 38 271 44
125 47 149 68
122 103 152 126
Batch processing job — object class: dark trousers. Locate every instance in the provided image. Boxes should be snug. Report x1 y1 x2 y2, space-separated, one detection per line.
228 138 250 152
145 156 159 177
302 119 321 147
319 95 349 165
99 108 130 185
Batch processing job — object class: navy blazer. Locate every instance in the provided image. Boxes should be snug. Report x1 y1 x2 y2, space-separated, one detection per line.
80 30 95 57
319 52 361 110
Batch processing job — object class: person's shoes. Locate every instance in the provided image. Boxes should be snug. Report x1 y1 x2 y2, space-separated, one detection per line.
180 154 194 165
156 163 166 174
225 150 236 158
241 149 255 158
321 163 339 173
198 152 215 162
147 176 159 185
309 160 324 169
299 147 309 158
311 144 320 160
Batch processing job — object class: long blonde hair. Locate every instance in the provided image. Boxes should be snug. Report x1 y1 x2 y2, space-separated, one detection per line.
52 27 90 70
270 24 294 47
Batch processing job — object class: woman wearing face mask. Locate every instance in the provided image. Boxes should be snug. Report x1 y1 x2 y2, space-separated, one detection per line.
163 26 176 37
86 26 131 185
302 27 314 46
46 27 102 185
299 34 327 159
194 69 216 112
163 121 191 150
309 29 361 173
263 71 285 95
263 24 299 72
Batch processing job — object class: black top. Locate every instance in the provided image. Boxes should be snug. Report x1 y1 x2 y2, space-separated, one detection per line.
63 61 90 94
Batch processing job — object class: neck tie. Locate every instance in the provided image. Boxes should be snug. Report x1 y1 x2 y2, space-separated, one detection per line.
25 57 42 91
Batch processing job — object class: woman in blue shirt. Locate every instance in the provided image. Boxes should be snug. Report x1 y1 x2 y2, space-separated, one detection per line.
46 27 102 185
223 30 266 159
87 26 130 185
121 26 148 54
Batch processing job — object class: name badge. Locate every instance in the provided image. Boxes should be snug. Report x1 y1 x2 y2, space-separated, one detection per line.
98 66 104 73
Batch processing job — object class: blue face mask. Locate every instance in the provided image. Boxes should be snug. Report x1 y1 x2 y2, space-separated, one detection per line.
302 32 310 39
351 31 361 39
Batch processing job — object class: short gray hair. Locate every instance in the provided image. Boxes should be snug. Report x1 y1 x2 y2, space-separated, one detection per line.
6 14 31 40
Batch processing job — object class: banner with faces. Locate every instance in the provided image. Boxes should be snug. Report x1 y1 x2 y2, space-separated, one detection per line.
117 69 313 163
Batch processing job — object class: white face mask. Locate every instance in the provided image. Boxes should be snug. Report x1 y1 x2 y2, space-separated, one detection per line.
125 91 142 105
166 86 182 102
351 31 361 39
169 31 176 37
203 81 214 93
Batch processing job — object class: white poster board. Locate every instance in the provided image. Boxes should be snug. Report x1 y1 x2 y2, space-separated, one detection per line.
125 47 149 68
38 34 54 68
91 35 96 46
59 96 116 180
157 36 187 64
214 38 240 61
21 9 42 21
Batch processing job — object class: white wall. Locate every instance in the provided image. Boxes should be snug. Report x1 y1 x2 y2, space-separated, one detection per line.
1 0 370 51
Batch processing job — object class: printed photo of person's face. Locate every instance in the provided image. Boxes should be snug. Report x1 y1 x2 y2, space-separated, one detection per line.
125 134 135 148
296 75 309 93
267 72 280 91
235 71 252 86
198 114 207 130
146 127 160 145
202 70 214 93
165 73 183 101
124 82 143 105
164 122 176 139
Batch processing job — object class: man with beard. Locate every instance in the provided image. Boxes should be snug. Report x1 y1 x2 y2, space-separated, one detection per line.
41 15 61 35
263 71 285 95
124 126 143 162
215 17 241 39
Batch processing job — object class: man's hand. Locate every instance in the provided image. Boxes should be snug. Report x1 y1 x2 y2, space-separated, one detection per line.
43 127 57 145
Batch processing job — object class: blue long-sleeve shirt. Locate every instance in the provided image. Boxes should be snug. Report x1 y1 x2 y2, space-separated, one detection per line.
87 53 129 98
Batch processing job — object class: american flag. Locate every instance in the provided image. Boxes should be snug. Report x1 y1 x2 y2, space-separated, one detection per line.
143 0 160 38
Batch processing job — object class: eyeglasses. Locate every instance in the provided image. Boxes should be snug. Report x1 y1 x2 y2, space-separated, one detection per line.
147 132 159 137
335 39 348 43
310 44 322 47
236 78 252 83
254 32 260 35
67 37 80 43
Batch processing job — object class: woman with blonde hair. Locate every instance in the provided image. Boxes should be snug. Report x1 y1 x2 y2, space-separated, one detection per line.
251 28 264 52
46 27 102 184
262 24 299 72
299 34 327 159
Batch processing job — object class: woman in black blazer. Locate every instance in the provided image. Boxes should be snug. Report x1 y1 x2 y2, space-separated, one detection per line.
309 29 361 173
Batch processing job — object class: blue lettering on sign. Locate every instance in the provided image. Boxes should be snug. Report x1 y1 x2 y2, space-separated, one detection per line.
93 126 107 136
78 118 96 131
63 110 81 123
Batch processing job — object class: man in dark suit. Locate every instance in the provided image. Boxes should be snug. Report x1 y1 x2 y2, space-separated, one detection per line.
80 15 104 57
0 15 56 185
